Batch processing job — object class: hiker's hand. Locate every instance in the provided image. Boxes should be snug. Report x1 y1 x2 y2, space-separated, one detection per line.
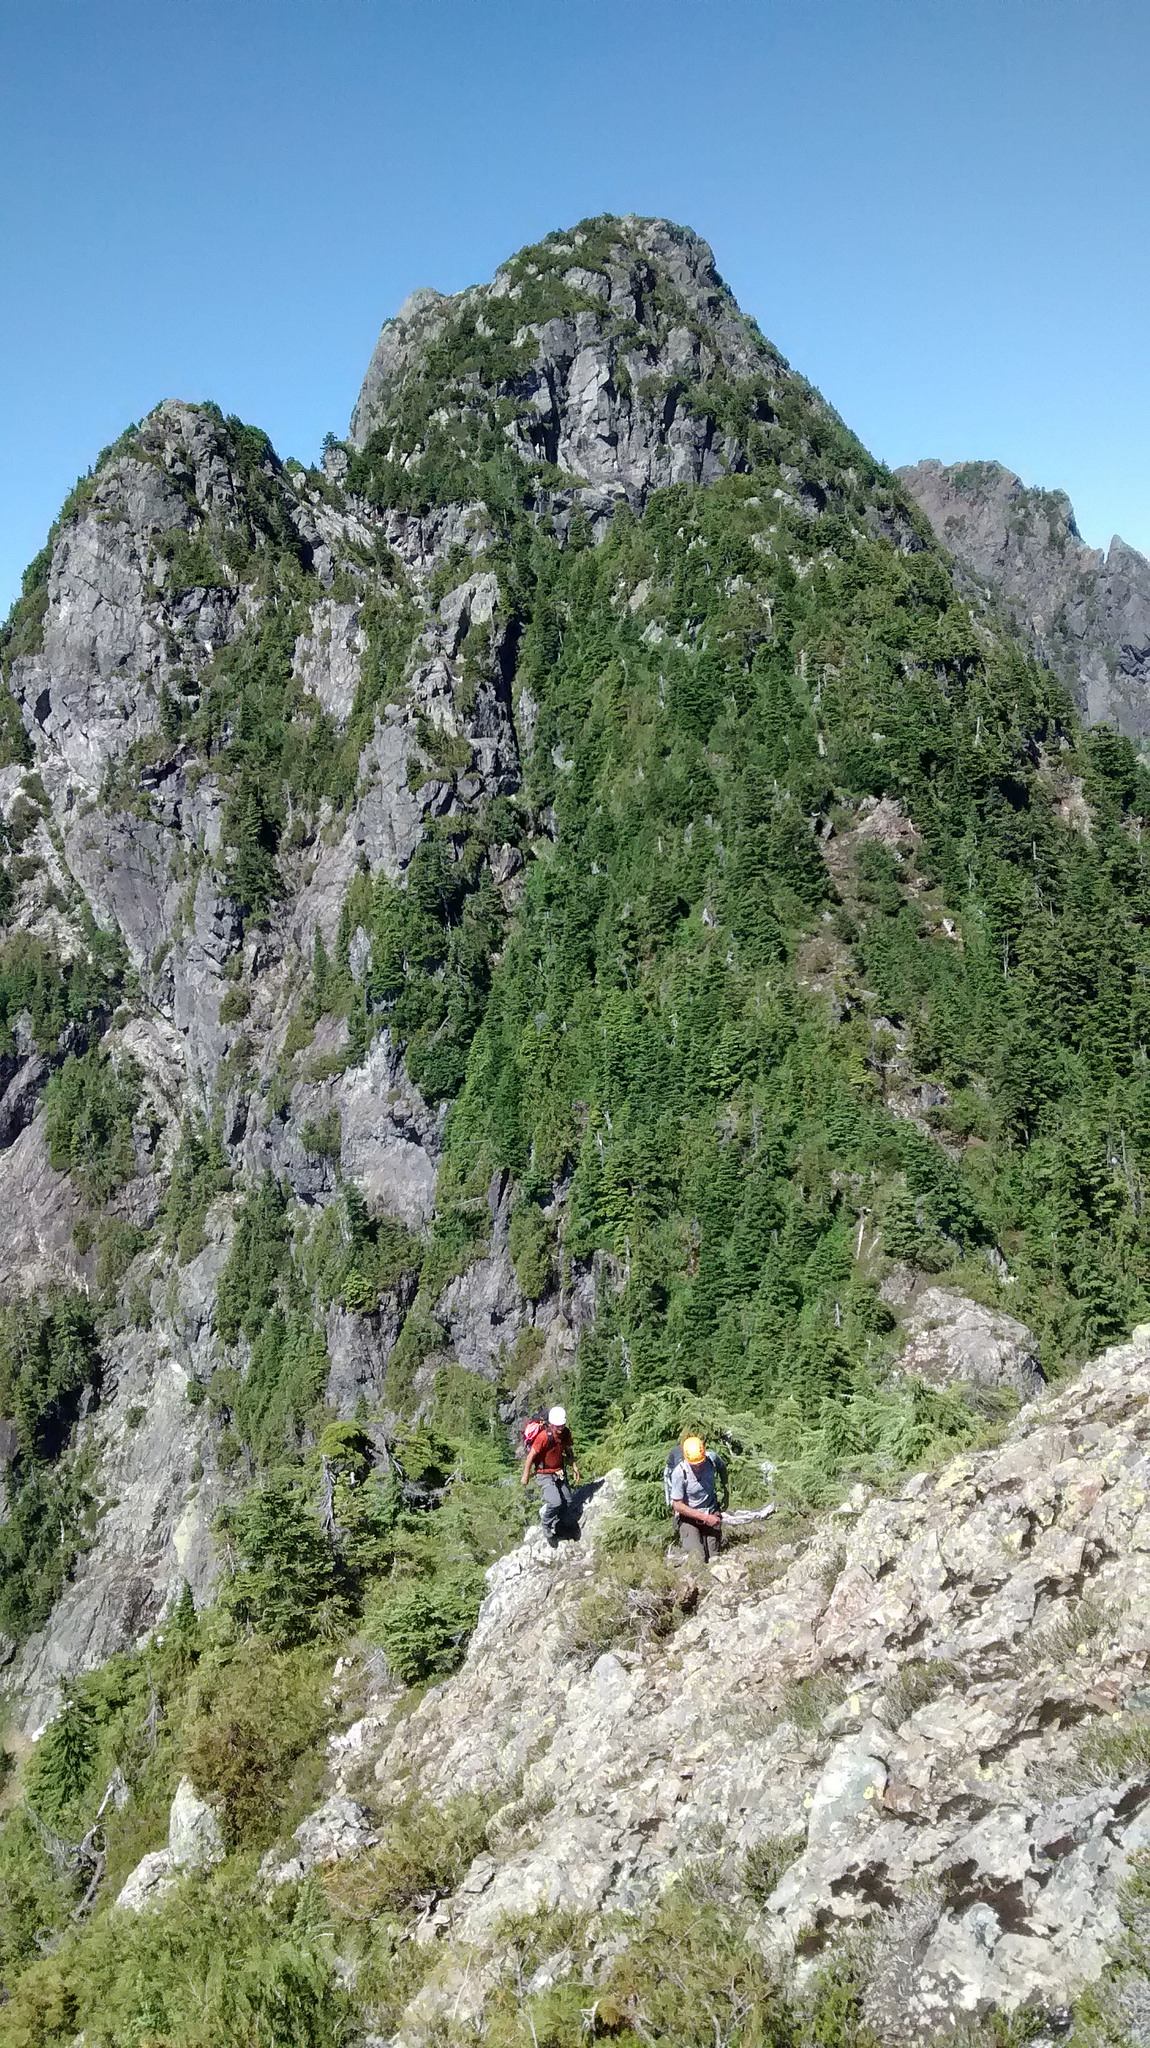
572 1467 581 1484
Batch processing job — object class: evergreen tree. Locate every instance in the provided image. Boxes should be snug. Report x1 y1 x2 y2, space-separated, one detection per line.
25 1690 97 1827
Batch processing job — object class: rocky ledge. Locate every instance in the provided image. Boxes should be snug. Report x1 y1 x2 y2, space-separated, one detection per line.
301 1327 1150 2040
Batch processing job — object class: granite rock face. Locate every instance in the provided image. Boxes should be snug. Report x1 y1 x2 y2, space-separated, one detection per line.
899 458 1150 734
115 1775 224 1910
351 217 821 520
312 1330 1150 2039
167 1775 225 1870
115 1848 177 1913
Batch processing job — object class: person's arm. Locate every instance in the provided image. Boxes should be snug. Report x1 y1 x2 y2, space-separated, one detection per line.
520 1445 540 1488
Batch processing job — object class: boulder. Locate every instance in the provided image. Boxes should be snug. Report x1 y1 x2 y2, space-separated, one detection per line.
115 1848 175 1912
292 1794 377 1868
898 1287 1043 1398
168 1776 225 1870
115 1777 223 1911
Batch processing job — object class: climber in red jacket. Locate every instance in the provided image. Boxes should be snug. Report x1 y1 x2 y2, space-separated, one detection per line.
520 1405 581 1549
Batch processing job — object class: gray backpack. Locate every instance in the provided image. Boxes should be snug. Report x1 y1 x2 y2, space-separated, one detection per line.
663 1444 726 1509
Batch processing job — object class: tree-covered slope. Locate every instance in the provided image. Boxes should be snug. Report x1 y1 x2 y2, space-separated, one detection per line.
1 214 1150 1671
2 217 1150 2039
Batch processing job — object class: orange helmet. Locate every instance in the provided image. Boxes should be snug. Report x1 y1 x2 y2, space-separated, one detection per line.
682 1435 706 1465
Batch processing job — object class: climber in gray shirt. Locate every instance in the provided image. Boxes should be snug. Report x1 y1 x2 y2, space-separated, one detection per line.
668 1434 727 1565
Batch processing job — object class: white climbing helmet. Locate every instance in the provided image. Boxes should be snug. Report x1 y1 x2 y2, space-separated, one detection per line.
548 1406 567 1427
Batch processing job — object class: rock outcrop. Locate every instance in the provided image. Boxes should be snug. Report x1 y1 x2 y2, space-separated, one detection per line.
898 1286 1044 1400
899 457 1150 734
116 1775 224 1910
314 1327 1150 2037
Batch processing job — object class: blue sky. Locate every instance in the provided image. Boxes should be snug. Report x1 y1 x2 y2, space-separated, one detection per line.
2 0 1148 612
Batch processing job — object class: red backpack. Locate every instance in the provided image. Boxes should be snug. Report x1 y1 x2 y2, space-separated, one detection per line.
523 1416 565 1471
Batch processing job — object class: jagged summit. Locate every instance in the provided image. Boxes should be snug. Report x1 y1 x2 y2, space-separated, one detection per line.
345 213 850 521
900 455 1150 735
349 215 760 442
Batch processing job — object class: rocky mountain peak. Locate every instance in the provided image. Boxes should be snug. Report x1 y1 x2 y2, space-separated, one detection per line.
346 213 819 518
899 455 1150 734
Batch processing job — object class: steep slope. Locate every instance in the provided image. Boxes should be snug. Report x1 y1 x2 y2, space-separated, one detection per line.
2 220 1150 1992
322 1321 1150 2040
14 1328 1150 2043
347 215 828 520
898 458 1150 736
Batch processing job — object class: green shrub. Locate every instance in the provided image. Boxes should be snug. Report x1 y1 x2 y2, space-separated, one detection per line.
778 1672 846 1732
300 1108 341 1159
219 1476 354 1651
94 1217 147 1293
0 1294 98 1466
0 926 126 1059
233 1310 328 1464
302 1183 422 1315
0 1453 96 1640
43 1048 143 1202
1076 1713 1150 1788
572 1546 699 1662
24 1688 99 1828
366 1562 487 1684
324 1790 492 1917
383 1305 447 1408
218 983 251 1023
159 1118 230 1263
509 1198 553 1299
742 1833 805 1905
215 1174 289 1344
181 1641 334 1849
590 1863 802 2047
0 1864 356 2047
882 1658 960 1726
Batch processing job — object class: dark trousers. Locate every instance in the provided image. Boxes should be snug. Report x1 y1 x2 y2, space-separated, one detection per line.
678 1516 722 1564
539 1473 574 1538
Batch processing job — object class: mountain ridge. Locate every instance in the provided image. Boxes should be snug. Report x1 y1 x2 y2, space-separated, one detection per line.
2 215 1150 2041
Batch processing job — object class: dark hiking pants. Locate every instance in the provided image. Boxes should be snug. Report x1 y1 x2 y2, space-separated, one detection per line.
539 1473 574 1539
678 1516 722 1564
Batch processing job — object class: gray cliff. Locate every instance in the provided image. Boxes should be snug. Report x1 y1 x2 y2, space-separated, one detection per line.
898 457 1150 734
